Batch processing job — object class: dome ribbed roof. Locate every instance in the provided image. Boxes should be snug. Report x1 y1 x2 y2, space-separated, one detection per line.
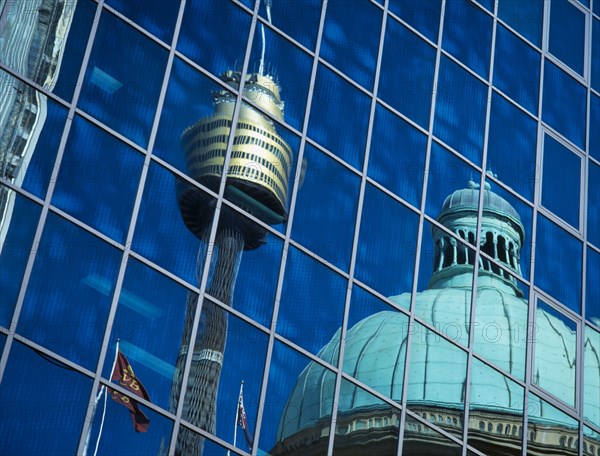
438 181 522 228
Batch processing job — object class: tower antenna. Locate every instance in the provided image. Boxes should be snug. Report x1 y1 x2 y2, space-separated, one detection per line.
259 0 273 75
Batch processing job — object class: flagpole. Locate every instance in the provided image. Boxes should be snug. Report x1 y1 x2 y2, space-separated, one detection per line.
228 380 244 456
82 340 120 456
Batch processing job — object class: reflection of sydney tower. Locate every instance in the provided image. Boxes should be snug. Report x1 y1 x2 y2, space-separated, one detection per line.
170 62 292 454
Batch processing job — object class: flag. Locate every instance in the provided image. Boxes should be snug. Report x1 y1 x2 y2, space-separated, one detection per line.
109 351 151 433
237 386 253 449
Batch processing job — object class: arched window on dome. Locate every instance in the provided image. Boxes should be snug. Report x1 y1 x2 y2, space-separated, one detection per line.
443 236 454 268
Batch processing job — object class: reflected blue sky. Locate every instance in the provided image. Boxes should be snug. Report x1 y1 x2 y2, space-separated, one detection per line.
0 0 598 454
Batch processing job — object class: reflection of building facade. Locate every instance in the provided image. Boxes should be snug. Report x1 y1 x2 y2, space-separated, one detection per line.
273 182 599 456
0 1 599 456
0 0 75 249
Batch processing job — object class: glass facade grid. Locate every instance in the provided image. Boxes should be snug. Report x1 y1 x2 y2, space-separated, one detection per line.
0 0 598 455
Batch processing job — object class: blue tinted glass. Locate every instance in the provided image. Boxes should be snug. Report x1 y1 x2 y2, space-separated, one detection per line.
535 214 582 313
100 258 189 410
321 0 382 89
133 163 201 285
494 24 540 115
549 0 586 76
248 24 313 131
591 93 600 160
425 142 479 222
258 0 322 51
85 384 173 455
487 92 537 202
18 212 123 369
369 103 427 208
292 144 360 272
52 116 144 243
178 1 251 78
355 184 419 296
78 11 168 148
434 56 487 165
259 341 335 453
498 0 543 47
388 0 441 42
588 162 600 247
0 189 41 327
0 69 68 200
0 342 92 455
587 247 600 325
443 0 493 79
583 328 600 429
593 18 600 92
0 0 96 101
379 17 436 128
278 247 346 358
542 60 586 150
542 135 581 228
308 64 371 169
105 0 180 43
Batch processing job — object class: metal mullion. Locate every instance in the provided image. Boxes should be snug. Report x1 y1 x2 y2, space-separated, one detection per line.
271 333 339 373
76 0 188 452
522 1 552 453
0 62 71 110
178 418 248 456
375 95 431 136
364 175 421 216
304 136 363 175
167 0 261 451
0 179 45 206
465 9 505 453
251 0 328 453
397 0 446 453
325 0 389 453
202 294 271 337
0 0 105 384
73 107 149 155
385 8 438 49
287 238 351 279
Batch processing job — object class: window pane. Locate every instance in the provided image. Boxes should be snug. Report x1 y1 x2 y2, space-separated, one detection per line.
534 214 582 313
434 56 487 166
0 341 92 455
493 24 540 115
498 0 543 47
528 391 578 455
403 413 463 455
308 64 371 169
278 247 347 358
355 183 419 297
542 60 586 150
487 92 537 202
388 0 441 42
17 212 123 369
0 188 41 327
52 115 144 244
443 0 493 79
78 10 168 147
586 246 600 327
177 1 251 79
590 92 600 161
368 104 427 208
534 300 577 406
549 0 586 76
541 135 581 229
0 0 96 101
379 17 436 128
0 70 68 200
105 0 180 43
407 321 467 439
593 18 600 92
321 0 382 90
584 324 600 428
260 341 335 455
588 161 600 247
468 358 524 455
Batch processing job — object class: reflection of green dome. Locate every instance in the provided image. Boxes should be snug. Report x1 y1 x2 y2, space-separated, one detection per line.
273 182 600 455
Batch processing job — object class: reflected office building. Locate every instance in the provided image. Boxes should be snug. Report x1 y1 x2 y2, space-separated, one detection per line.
1 1 599 456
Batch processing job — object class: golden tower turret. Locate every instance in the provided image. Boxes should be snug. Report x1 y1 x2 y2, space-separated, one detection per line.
178 70 293 249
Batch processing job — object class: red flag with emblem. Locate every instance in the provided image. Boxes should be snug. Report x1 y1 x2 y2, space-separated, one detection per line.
109 351 151 432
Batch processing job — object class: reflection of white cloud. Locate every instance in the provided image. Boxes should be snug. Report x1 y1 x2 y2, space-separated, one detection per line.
81 273 163 320
89 67 123 94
